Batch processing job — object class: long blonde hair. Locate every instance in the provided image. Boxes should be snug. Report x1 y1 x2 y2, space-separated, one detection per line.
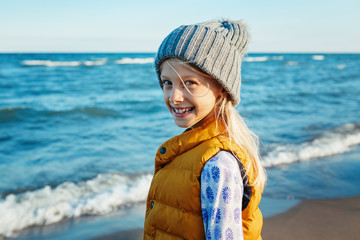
214 95 267 192
163 58 267 192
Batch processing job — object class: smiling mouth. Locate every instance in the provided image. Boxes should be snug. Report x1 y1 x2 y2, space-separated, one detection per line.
172 107 195 114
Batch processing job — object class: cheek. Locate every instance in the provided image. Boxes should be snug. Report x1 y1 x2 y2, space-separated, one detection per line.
201 95 218 112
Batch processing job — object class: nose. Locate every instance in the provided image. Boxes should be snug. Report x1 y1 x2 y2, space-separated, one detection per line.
169 86 184 104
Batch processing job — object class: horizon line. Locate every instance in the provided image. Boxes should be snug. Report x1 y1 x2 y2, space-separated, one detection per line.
1 51 360 54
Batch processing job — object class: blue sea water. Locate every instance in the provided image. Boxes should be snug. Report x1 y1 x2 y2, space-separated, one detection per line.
0 53 360 238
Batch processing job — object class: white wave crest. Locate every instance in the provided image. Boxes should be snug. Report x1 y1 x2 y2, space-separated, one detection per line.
0 173 152 237
336 64 346 70
83 58 107 66
285 61 299 66
244 56 269 62
243 56 283 62
262 123 360 167
22 60 81 67
115 58 154 64
272 56 284 61
21 59 107 67
312 55 325 60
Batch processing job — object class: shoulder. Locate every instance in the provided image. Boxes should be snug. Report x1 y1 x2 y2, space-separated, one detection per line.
204 150 239 171
202 150 242 182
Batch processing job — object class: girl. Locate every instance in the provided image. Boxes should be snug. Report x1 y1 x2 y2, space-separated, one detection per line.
144 20 266 240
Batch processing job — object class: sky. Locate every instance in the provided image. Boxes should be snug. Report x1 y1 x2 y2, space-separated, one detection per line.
0 0 359 53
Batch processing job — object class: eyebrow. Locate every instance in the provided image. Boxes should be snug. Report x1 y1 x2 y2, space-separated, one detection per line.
160 74 198 79
160 74 169 79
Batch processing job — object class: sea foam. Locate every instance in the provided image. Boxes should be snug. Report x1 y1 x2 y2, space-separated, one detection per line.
312 55 325 61
272 56 284 61
244 56 269 62
243 56 284 62
0 173 152 237
21 59 107 67
115 58 154 64
285 61 299 66
336 64 346 70
262 123 360 167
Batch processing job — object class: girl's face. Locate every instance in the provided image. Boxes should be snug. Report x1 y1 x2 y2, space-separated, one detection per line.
160 60 222 129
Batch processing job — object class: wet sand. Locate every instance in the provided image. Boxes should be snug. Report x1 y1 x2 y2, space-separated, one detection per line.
91 196 360 240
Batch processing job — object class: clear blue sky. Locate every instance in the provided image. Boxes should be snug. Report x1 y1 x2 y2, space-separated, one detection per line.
1 0 359 53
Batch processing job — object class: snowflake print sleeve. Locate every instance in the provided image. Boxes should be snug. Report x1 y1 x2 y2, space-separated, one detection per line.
201 150 244 240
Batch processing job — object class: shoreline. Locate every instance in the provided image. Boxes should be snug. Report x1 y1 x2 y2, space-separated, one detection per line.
90 196 360 240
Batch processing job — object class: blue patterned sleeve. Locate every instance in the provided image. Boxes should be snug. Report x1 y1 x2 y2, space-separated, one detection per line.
201 150 244 240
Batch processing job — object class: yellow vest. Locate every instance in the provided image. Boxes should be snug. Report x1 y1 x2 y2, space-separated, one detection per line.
144 117 263 240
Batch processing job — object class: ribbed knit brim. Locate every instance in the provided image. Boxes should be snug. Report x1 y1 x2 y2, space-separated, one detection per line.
155 20 249 106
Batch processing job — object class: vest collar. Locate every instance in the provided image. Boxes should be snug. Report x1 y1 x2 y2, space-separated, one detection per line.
155 116 225 173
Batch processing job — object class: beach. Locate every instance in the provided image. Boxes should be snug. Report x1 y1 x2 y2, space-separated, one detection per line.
89 196 360 240
262 196 360 240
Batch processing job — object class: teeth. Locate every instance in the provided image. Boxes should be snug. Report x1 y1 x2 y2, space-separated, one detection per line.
174 108 192 113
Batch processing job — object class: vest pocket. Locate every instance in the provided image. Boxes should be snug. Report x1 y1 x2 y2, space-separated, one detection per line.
155 229 184 240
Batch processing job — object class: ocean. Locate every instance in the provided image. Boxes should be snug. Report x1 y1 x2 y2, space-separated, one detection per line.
1 53 360 239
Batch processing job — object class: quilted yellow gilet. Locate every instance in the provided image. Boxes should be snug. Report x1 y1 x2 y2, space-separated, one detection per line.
143 117 263 240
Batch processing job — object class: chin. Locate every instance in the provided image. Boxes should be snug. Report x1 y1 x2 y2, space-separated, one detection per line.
173 119 196 129
174 121 192 128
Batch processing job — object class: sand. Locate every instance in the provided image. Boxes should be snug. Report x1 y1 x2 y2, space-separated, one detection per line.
91 228 143 240
262 196 360 240
91 196 360 240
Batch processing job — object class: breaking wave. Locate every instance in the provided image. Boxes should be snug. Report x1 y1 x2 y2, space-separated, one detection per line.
244 56 284 62
21 59 107 67
244 56 269 62
285 61 299 66
0 173 152 237
336 64 346 70
312 55 325 61
262 123 360 167
115 58 154 64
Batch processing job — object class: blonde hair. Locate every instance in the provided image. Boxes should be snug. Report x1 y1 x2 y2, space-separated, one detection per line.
162 58 267 192
214 96 267 192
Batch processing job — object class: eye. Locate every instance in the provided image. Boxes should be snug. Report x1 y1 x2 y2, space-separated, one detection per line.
185 80 196 86
162 80 172 86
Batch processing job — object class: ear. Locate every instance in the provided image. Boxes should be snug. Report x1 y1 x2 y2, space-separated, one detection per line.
216 89 225 102
220 88 227 97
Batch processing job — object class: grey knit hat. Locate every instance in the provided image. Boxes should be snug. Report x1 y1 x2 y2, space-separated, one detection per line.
155 19 249 106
